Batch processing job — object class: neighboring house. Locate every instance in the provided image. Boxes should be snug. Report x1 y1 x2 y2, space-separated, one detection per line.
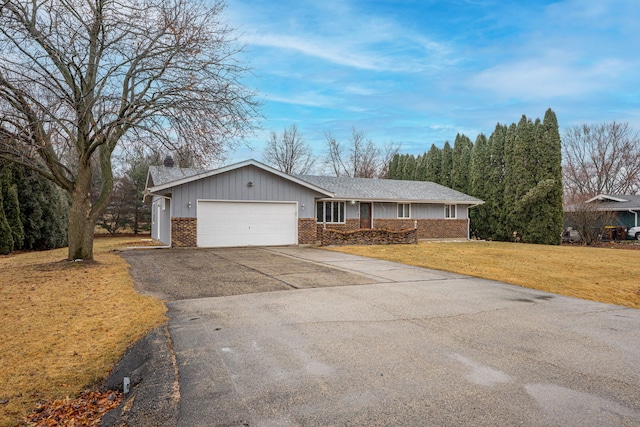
584 194 640 230
143 159 483 247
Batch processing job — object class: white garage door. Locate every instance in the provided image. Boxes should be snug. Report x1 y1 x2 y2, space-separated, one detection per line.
197 201 298 247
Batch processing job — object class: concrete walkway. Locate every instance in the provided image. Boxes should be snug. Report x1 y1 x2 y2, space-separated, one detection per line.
167 247 640 426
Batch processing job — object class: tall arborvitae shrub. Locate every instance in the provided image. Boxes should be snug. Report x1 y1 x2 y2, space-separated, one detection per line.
451 133 473 194
17 168 68 250
522 109 563 244
387 154 402 179
440 142 453 187
2 178 24 249
487 124 508 240
424 144 441 183
469 133 491 238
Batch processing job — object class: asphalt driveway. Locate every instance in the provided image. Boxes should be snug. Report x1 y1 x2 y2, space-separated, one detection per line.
122 247 640 426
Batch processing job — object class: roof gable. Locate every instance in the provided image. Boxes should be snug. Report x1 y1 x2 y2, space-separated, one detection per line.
144 159 484 204
145 159 334 198
585 194 640 210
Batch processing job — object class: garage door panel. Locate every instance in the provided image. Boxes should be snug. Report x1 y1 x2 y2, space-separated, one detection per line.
197 201 297 247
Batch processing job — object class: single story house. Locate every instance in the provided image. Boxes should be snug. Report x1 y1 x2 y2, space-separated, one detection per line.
585 194 640 230
143 159 484 247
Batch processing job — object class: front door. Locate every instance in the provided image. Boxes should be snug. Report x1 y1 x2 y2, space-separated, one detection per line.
360 202 372 229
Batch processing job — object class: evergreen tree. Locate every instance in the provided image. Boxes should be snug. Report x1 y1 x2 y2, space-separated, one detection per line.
523 109 563 244
401 154 417 180
0 179 14 254
502 111 564 244
469 133 490 238
424 144 441 183
502 122 519 239
16 167 68 250
487 124 509 240
414 153 428 181
440 142 453 187
387 154 402 179
451 133 473 194
1 167 24 249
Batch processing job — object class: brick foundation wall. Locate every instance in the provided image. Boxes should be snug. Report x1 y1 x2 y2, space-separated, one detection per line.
172 217 197 247
298 218 318 244
416 219 468 239
374 218 415 231
321 228 418 246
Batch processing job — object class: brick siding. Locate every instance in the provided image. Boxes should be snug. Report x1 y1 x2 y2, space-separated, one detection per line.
171 217 467 248
416 219 468 239
298 218 318 244
171 217 197 247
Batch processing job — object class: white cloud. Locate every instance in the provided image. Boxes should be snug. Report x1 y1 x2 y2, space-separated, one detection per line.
263 91 339 108
243 33 387 71
471 57 627 100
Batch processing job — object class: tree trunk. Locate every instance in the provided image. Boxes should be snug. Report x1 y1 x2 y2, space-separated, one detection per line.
67 183 96 260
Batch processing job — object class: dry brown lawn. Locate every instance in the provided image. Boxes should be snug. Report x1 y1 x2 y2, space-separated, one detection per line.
328 241 640 309
0 237 166 427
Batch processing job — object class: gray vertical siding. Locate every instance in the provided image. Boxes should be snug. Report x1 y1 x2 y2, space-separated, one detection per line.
171 165 324 218
362 202 470 220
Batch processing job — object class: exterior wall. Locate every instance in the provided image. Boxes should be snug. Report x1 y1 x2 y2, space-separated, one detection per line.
171 165 323 219
298 218 318 244
151 196 172 245
341 202 471 221
416 219 468 239
372 202 397 219
171 218 197 247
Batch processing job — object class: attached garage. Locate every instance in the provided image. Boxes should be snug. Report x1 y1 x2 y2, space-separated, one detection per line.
197 200 298 247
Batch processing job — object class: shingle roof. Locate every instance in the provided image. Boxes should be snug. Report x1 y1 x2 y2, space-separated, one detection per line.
144 160 483 204
295 174 483 203
588 194 640 210
147 165 205 187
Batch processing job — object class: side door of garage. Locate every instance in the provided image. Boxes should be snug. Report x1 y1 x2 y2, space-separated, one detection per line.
197 201 298 247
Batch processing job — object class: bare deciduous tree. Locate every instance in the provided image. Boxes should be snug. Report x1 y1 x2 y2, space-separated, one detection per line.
0 0 258 259
262 124 314 174
562 122 640 199
324 127 396 178
565 197 616 245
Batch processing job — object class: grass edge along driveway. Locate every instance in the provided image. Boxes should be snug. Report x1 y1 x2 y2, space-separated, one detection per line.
0 237 166 427
328 241 640 310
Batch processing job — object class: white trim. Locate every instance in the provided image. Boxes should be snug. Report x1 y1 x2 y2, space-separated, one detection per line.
316 200 346 224
586 194 629 203
316 197 483 205
397 203 411 218
148 159 334 197
444 204 457 219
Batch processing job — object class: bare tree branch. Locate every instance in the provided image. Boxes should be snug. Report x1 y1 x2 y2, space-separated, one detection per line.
563 122 640 199
262 124 315 174
0 0 259 259
323 127 396 178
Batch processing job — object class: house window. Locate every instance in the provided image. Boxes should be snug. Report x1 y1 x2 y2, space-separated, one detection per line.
397 203 411 218
445 204 457 219
316 201 346 223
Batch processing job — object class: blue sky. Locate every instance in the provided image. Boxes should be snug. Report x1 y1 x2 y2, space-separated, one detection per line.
225 0 640 164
